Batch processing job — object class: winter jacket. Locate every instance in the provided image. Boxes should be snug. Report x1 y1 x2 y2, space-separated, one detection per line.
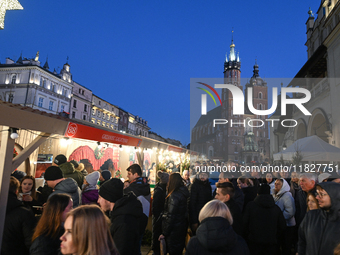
241 186 257 213
1 192 36 255
124 177 151 235
48 178 81 207
295 186 316 226
162 186 189 254
273 178 296 226
185 217 249 255
81 189 99 205
37 184 53 204
59 161 84 188
152 182 167 254
30 228 64 255
188 178 212 224
109 192 144 255
225 198 243 235
243 194 286 245
298 182 340 255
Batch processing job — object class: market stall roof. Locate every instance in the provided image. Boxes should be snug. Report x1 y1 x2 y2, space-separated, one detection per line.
273 135 340 162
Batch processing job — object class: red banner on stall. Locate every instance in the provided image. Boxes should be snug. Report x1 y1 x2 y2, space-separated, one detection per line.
168 145 184 153
64 122 142 147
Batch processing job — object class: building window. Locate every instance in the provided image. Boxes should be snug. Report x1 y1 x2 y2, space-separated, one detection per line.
79 88 81 94
11 75 16 84
97 111 101 117
102 121 106 127
107 114 110 120
49 101 54 110
99 101 101 106
83 115 86 121
92 109 96 115
43 80 47 88
259 92 262 99
91 118 95 123
38 97 44 108
82 90 84 95
102 113 106 119
97 120 101 125
84 104 87 112
61 104 65 112
72 112 76 118
73 100 77 108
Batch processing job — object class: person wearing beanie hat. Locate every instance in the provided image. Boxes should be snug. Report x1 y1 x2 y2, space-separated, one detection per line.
157 170 169 184
45 166 81 208
52 154 84 189
243 183 286 254
81 171 100 205
152 171 170 254
99 170 111 186
97 178 143 255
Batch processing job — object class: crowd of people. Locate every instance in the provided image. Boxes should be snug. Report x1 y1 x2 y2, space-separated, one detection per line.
2 155 340 255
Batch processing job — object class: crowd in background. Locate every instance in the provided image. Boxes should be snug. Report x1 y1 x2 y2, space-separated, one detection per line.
2 156 340 255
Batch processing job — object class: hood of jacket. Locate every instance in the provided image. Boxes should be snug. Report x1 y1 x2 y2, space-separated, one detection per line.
196 217 237 252
318 182 340 221
6 192 23 213
55 178 79 194
111 192 143 219
254 194 276 208
59 162 76 175
275 178 290 197
125 177 150 198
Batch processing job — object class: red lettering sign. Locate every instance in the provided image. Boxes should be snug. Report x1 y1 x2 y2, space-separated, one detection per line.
64 122 142 147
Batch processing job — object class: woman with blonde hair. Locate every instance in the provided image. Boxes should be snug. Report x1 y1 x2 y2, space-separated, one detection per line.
60 205 119 255
185 200 249 255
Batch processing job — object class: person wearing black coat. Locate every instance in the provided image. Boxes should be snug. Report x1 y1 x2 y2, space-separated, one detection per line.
243 184 286 255
188 172 212 234
186 200 249 255
298 182 340 255
98 178 144 255
152 171 169 255
237 177 257 213
1 177 36 255
160 173 190 255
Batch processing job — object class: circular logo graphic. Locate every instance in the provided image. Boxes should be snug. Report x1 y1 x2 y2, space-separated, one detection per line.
66 123 78 137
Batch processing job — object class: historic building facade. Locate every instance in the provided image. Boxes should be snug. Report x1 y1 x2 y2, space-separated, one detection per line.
0 53 73 116
91 95 119 130
192 39 270 163
270 0 340 154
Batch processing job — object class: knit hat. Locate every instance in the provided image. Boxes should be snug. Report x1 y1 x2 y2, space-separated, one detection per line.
70 160 79 169
54 154 67 166
86 171 100 186
318 173 331 183
99 178 124 203
11 170 26 182
44 166 64 181
101 170 111 181
258 183 270 195
157 170 169 184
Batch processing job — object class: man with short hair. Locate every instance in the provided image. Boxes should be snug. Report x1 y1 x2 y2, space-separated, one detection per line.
53 154 84 188
124 164 151 252
298 182 340 255
1 177 36 255
45 165 81 207
295 173 316 226
215 182 242 235
98 178 143 255
213 171 244 211
188 171 212 234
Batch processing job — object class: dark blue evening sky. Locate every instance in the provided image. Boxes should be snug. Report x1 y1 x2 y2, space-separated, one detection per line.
1 0 320 145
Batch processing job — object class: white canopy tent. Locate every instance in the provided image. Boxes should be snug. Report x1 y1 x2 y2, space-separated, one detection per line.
273 135 340 162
